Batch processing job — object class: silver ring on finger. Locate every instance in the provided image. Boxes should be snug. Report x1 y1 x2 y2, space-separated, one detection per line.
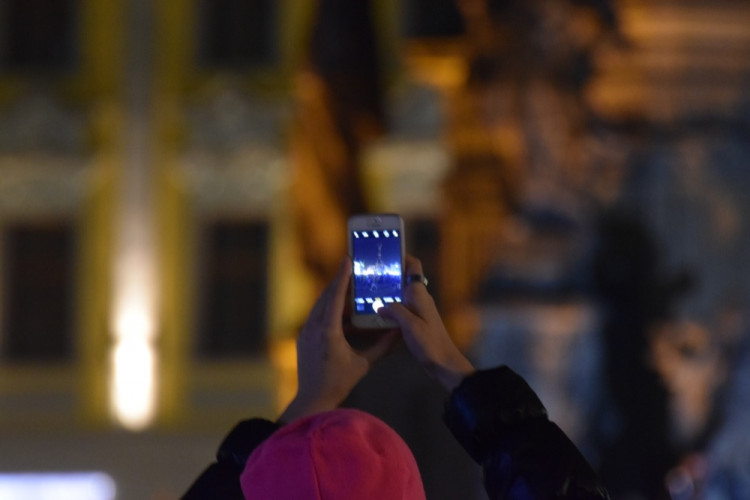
406 274 429 287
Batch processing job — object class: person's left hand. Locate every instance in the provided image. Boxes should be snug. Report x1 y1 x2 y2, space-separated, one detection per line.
279 257 399 422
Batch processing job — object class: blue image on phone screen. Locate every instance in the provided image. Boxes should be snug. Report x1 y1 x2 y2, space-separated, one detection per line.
351 229 402 315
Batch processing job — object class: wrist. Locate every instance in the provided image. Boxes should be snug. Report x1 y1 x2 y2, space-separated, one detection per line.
278 392 342 423
431 347 474 392
436 359 474 392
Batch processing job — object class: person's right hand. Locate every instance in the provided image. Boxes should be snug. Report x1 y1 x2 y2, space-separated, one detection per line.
279 257 398 423
378 255 474 391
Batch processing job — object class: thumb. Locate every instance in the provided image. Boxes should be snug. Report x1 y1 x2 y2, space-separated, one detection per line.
378 303 415 328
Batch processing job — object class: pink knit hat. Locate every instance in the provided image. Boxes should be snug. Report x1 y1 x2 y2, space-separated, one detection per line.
240 408 426 500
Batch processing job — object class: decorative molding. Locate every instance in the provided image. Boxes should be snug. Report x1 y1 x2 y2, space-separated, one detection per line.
0 89 88 155
184 79 291 153
181 146 287 217
0 156 92 218
363 139 449 216
179 79 291 216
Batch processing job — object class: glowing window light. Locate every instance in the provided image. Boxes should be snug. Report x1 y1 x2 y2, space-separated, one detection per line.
0 472 116 500
110 336 156 431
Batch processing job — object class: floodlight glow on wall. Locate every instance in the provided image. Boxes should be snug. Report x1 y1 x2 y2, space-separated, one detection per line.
109 242 158 431
107 38 161 430
110 332 156 431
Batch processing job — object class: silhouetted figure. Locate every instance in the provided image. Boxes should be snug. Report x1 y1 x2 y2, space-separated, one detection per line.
593 209 691 499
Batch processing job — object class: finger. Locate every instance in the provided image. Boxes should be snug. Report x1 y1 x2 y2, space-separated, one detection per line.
402 280 437 320
404 254 424 276
342 279 353 318
404 255 432 311
378 302 422 330
307 273 338 327
322 257 352 330
304 257 350 335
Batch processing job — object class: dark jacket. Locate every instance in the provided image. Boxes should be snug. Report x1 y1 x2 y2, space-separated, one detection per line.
183 366 609 499
445 366 609 499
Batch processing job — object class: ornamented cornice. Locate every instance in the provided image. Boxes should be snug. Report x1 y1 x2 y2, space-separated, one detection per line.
0 155 92 217
0 89 88 155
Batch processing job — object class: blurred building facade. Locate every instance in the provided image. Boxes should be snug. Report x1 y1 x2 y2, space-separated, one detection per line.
1 0 749 498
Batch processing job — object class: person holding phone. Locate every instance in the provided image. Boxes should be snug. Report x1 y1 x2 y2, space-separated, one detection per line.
184 254 609 499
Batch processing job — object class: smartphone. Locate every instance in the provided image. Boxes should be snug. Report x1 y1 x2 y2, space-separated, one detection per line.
348 214 405 329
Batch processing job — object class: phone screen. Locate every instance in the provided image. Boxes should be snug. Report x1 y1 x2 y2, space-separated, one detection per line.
351 228 403 316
